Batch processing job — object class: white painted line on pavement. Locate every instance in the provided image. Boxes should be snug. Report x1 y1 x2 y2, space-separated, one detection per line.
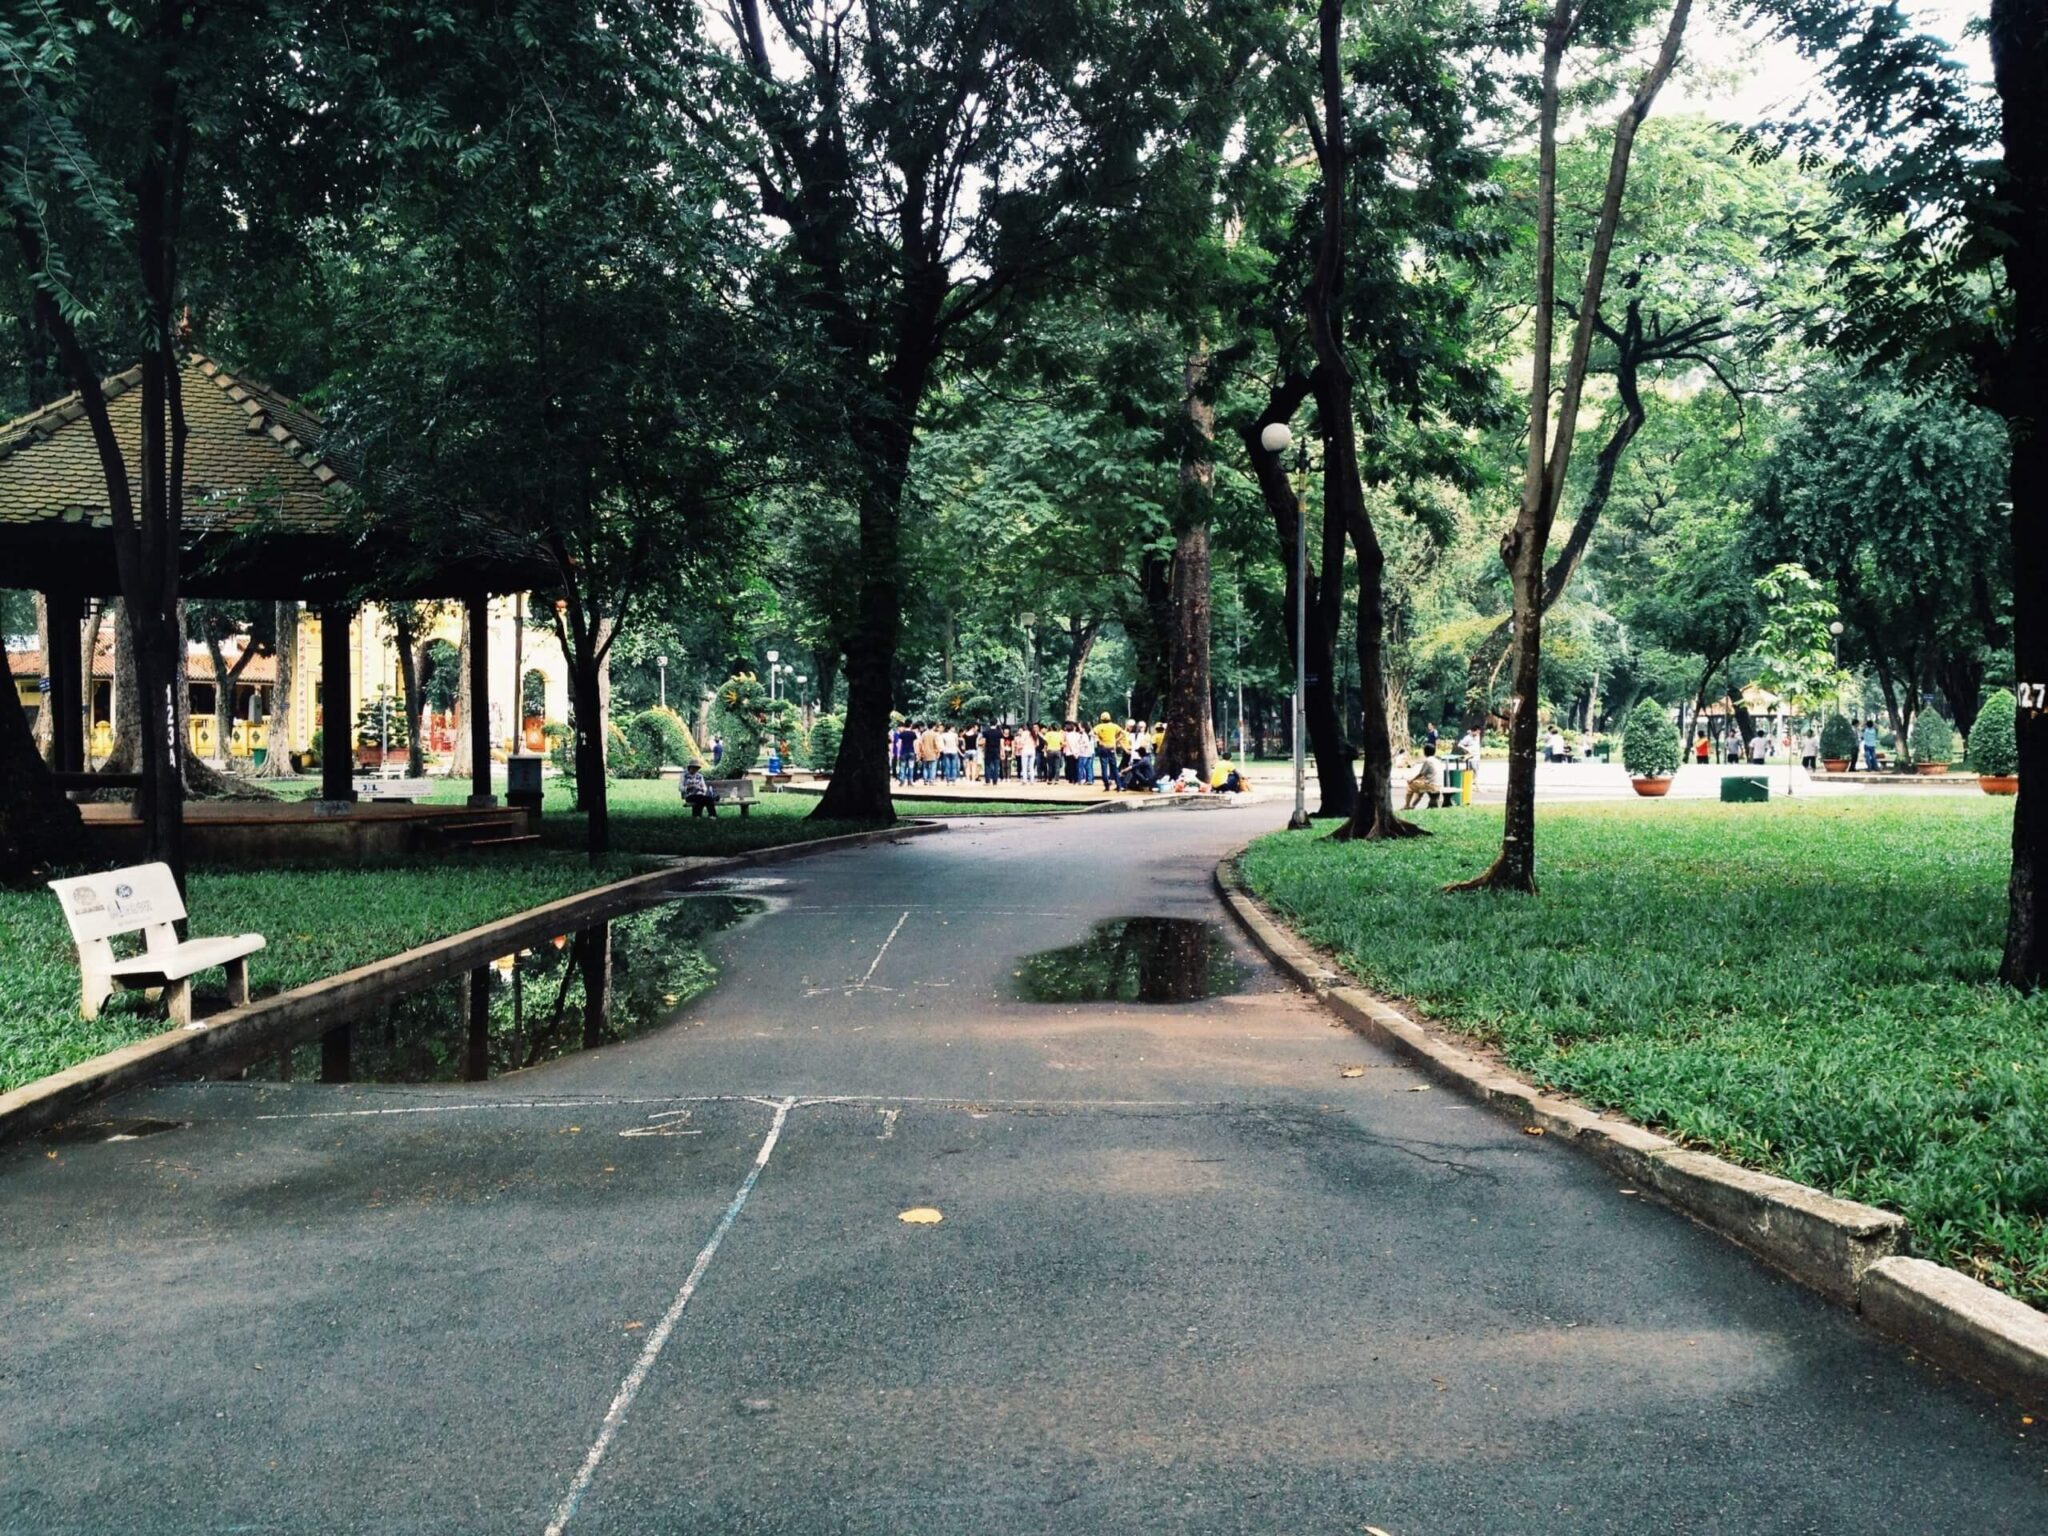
543 1095 796 1536
859 910 910 988
253 1096 748 1121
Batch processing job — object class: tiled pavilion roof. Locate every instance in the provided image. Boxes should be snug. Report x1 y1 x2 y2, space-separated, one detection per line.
0 353 547 599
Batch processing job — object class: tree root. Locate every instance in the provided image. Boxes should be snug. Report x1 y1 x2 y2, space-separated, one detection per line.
1442 854 1537 895
1326 809 1430 842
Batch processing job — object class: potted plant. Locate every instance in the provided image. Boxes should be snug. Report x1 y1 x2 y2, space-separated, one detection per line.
1968 690 2018 794
1622 697 1681 796
1818 714 1856 773
1909 711 1957 775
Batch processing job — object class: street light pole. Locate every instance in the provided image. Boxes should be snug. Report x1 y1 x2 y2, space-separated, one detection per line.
1261 422 1309 829
1019 613 1036 724
766 649 780 704
657 654 667 712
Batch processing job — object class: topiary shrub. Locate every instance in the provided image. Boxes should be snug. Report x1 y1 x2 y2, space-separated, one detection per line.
1968 690 2018 778
616 707 696 779
1622 697 1681 779
709 673 771 775
1909 710 1957 767
808 714 844 772
1818 714 1857 762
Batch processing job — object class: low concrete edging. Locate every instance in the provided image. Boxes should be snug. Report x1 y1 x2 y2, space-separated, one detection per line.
1215 854 2046 1408
0 820 946 1146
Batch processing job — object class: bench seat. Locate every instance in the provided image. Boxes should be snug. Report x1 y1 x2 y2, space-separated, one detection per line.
47 864 268 1028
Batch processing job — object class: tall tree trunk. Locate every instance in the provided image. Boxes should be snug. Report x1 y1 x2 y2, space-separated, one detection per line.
810 647 840 717
1161 352 1218 779
1060 620 1097 724
0 678 84 882
1452 0 1690 893
1297 0 1420 841
1460 356 1647 729
1127 549 1172 723
1993 0 2048 986
32 593 52 761
815 401 924 822
1246 373 1357 820
392 608 427 779
256 601 297 777
450 624 472 779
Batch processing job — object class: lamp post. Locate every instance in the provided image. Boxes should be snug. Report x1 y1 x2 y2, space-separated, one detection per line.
656 654 668 712
794 673 808 730
766 649 780 704
1019 612 1037 724
1261 422 1310 829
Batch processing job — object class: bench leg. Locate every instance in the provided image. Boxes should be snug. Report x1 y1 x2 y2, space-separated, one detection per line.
738 802 750 818
165 978 193 1028
225 957 251 1009
79 972 114 1022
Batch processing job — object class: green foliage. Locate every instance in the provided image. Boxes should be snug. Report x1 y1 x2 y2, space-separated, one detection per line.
615 707 696 780
710 673 771 775
1819 715 1858 761
1239 799 2048 1304
1621 698 1680 779
1968 691 2018 779
1909 711 1957 767
355 687 409 752
808 714 844 771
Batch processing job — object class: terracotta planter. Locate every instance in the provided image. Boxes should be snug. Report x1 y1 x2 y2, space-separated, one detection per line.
1980 775 2019 796
1631 776 1674 797
1914 762 1950 776
1822 758 1850 773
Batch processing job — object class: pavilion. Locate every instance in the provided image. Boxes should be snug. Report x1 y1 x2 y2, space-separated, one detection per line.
0 352 550 809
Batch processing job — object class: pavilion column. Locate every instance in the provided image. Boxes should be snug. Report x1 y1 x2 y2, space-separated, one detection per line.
467 592 496 807
44 589 84 775
319 602 356 804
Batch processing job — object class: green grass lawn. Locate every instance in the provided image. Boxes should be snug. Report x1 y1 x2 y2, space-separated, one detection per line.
2 777 957 1095
1238 797 2048 1306
0 856 625 1095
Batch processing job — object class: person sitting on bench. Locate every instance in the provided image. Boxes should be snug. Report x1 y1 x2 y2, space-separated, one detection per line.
681 761 719 817
1404 744 1447 809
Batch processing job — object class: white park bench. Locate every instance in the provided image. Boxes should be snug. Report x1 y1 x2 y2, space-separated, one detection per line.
352 776 436 802
46 863 266 1029
706 777 757 817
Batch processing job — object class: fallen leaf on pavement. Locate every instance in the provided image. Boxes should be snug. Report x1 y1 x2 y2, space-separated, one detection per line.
1402 1085 1431 1093
624 1321 644 1331
1340 1066 1365 1078
1523 1126 1545 1136
1618 1187 1638 1195
898 1207 944 1224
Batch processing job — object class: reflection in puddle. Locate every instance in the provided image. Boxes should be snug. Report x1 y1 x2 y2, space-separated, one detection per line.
244 894 764 1085
1015 917 1243 1004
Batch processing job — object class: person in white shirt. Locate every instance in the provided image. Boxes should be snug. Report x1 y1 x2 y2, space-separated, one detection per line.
1454 728 1482 763
1405 744 1448 808
1748 730 1770 765
938 725 961 782
1545 727 1565 763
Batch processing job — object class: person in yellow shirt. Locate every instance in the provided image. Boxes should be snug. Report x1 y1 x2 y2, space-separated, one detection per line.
1041 723 1063 784
1091 712 1124 791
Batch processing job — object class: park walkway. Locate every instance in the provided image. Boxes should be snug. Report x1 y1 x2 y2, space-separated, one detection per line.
1 806 2041 1534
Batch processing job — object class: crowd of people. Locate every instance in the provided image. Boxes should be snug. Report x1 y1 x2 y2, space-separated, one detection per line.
887 714 1244 795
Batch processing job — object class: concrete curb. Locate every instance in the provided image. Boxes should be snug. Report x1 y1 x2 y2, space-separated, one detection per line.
1862 1258 2048 1408
1215 854 2046 1408
0 820 947 1146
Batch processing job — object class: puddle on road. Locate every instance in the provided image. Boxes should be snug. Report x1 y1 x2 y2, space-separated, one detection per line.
1015 917 1244 1004
239 894 764 1085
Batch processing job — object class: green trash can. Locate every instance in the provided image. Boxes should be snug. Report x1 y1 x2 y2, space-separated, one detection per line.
1721 774 1769 803
1440 767 1463 806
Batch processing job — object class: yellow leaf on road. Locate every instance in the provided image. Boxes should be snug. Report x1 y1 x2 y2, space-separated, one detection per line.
898 1207 944 1225
1340 1066 1365 1078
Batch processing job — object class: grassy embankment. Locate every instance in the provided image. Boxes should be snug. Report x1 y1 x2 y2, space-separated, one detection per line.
1239 797 2048 1305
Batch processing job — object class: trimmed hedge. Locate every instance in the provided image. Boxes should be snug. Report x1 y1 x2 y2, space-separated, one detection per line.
1819 714 1857 761
1910 710 1957 767
1968 691 2017 778
1621 697 1680 779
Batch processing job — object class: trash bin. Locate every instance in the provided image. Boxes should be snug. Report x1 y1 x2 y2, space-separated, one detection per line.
1439 767 1462 806
507 752 544 813
1721 774 1769 803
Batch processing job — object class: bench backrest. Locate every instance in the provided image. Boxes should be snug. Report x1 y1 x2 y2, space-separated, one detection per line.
709 777 755 800
47 863 186 945
353 777 435 799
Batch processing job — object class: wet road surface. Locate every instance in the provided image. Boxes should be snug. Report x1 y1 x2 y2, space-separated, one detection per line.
2 804 2043 1533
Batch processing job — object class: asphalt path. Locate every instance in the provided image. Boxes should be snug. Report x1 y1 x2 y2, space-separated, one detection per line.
2 802 2043 1534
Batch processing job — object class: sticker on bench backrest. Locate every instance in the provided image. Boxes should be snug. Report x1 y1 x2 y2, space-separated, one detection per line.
47 862 187 943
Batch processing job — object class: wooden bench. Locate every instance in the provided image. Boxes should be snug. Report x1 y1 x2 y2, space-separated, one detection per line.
46 863 266 1028
352 776 436 802
705 777 757 817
